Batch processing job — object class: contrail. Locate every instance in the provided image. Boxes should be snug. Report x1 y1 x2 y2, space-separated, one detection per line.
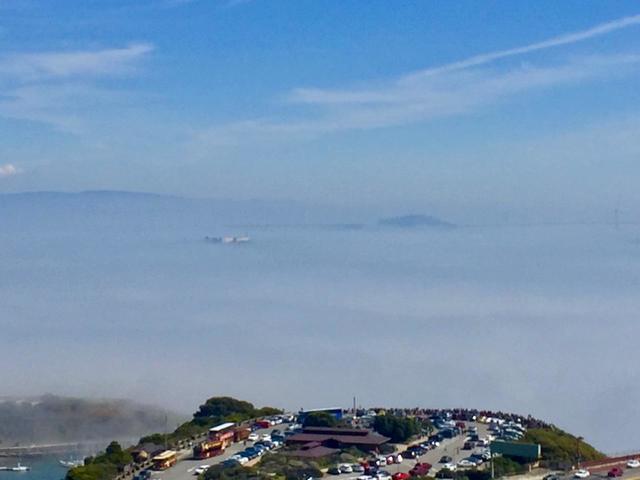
405 13 640 81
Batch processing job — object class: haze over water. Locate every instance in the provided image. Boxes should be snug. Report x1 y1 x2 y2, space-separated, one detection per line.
2 200 639 454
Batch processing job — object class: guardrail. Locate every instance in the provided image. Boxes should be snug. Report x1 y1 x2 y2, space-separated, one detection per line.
580 453 640 471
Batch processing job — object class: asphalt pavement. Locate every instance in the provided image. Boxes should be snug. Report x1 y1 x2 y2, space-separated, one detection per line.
151 422 491 480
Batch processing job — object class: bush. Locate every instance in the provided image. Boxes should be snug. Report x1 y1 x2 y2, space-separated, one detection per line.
303 411 338 428
66 442 131 480
204 464 267 480
255 453 323 480
373 415 421 443
492 456 527 477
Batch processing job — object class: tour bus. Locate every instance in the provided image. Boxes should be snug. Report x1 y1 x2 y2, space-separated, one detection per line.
151 450 177 470
208 422 236 447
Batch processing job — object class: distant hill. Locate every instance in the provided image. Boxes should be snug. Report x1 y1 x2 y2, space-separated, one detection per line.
0 395 185 446
379 214 455 228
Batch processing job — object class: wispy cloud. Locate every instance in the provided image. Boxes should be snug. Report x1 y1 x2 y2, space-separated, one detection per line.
0 163 21 178
0 43 153 82
0 43 154 132
194 14 640 147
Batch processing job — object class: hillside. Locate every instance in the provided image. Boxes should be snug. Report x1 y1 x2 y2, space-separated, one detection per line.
522 427 605 467
0 395 185 446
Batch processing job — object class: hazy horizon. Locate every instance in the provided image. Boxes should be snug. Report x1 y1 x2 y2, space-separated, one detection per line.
2 193 640 453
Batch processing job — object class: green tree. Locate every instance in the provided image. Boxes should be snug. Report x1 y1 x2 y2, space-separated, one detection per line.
302 411 338 428
194 397 256 420
373 415 421 443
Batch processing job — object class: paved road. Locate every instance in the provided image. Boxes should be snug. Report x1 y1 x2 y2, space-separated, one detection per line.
152 427 283 480
153 422 491 480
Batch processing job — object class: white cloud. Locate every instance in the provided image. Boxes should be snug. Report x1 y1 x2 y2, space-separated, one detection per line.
0 163 20 178
0 43 153 132
0 43 154 82
193 14 640 148
195 53 640 148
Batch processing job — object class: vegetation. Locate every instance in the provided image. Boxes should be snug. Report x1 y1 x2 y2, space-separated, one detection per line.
68 396 280 480
435 469 491 480
257 452 324 480
139 396 282 446
204 464 267 480
373 414 422 443
491 456 527 477
302 411 339 428
66 442 132 480
522 428 604 467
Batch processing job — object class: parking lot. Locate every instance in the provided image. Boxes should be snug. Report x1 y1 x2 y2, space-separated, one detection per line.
318 422 492 480
151 426 284 480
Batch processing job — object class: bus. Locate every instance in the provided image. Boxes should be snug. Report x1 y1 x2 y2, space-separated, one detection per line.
151 450 177 470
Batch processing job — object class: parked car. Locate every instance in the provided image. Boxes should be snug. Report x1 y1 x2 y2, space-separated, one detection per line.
627 460 640 469
441 463 457 472
608 468 624 478
409 463 431 476
328 467 341 475
457 459 475 469
462 442 474 450
392 473 410 480
248 433 259 441
402 450 417 459
340 465 354 474
574 470 590 479
353 464 365 473
376 470 392 480
439 456 453 464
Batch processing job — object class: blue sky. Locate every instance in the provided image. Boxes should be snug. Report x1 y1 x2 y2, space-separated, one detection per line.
2 0 640 221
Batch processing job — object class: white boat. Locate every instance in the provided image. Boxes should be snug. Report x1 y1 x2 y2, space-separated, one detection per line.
59 459 84 468
10 463 30 472
205 235 250 244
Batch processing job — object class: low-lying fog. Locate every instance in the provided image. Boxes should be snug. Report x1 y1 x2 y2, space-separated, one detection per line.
1 193 639 453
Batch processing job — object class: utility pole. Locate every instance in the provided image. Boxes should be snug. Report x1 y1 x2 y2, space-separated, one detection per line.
576 436 583 469
490 449 495 479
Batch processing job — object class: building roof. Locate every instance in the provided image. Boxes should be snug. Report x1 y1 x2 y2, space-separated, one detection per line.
284 446 340 458
287 429 389 446
303 426 370 436
209 422 235 432
152 450 177 461
299 407 343 413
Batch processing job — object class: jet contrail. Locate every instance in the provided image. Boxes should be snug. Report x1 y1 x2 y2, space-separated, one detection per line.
404 13 640 81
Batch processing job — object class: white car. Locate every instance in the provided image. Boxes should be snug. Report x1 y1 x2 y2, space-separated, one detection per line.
261 434 272 442
628 460 640 469
194 465 210 475
376 471 391 480
339 465 353 474
237 457 249 465
357 476 372 480
248 433 259 441
457 459 475 469
441 463 457 471
574 470 590 478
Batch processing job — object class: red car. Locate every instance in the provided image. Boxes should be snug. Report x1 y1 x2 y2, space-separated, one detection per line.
393 473 411 480
410 463 432 476
608 468 624 477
